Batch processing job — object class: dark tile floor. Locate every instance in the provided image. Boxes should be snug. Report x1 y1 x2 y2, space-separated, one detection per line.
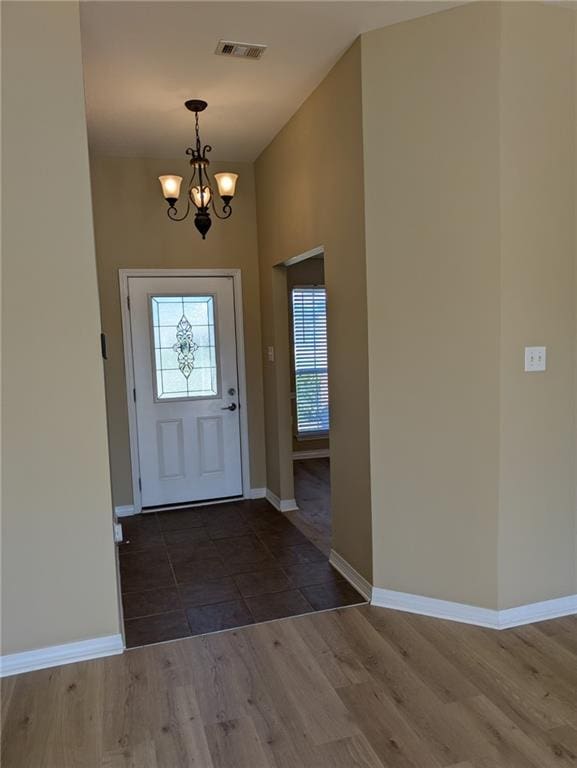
291 457 332 554
119 498 365 648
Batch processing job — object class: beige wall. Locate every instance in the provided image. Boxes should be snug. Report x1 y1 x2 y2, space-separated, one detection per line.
363 2 502 608
498 2 576 608
90 157 265 507
362 2 576 608
1 1 121 654
255 41 372 580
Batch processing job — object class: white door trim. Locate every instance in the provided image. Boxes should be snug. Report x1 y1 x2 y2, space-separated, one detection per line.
119 268 251 514
282 244 324 268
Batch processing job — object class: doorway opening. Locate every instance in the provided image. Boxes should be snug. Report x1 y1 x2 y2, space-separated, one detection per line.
285 251 332 557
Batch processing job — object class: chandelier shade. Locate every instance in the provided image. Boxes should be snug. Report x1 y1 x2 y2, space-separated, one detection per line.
158 100 238 239
158 175 183 206
214 172 238 201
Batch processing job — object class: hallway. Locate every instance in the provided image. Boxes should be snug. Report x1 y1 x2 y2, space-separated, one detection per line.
288 457 332 556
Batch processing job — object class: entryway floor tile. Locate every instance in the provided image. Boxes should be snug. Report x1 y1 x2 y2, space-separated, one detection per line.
119 498 366 648
122 586 181 620
300 580 366 611
245 589 314 623
124 610 191 648
233 567 293 598
186 599 254 635
178 577 241 609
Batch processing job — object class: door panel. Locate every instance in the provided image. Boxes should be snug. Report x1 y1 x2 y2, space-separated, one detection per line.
128 275 243 507
156 419 184 479
198 416 225 475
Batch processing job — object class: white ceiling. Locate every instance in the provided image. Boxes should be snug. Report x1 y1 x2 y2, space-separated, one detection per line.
80 1 461 161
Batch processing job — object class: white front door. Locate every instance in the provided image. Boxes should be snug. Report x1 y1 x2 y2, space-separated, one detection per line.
128 275 243 507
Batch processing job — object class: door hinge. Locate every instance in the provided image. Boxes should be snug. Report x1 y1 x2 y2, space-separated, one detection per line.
138 477 142 492
127 295 131 311
133 388 136 402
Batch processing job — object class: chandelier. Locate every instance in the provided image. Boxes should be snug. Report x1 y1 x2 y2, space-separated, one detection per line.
158 99 238 239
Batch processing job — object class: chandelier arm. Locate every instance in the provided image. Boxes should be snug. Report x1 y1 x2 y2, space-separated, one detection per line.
185 150 200 184
203 163 232 220
167 199 191 221
196 157 210 208
186 164 198 197
200 145 214 206
211 200 233 220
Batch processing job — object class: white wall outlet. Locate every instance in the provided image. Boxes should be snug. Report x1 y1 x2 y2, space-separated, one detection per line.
524 346 546 372
266 345 275 362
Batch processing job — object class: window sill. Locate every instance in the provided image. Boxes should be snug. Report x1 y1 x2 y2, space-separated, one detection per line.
295 432 329 441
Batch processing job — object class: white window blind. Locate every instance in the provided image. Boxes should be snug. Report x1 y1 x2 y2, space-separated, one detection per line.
291 286 329 436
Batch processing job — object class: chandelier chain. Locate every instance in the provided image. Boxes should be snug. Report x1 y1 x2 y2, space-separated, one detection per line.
195 111 202 155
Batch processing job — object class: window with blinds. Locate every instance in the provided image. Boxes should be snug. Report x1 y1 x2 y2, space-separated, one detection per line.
291 286 329 436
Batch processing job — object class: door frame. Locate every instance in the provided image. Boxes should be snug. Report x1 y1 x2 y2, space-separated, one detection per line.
119 268 251 514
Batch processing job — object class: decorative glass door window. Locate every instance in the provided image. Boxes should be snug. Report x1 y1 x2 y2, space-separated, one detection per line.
291 286 329 436
150 295 218 400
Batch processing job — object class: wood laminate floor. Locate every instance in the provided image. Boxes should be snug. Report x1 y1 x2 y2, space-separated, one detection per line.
2 605 576 767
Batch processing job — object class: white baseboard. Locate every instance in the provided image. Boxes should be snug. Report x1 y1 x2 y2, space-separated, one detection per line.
0 633 124 678
248 487 267 499
329 550 372 601
371 588 577 630
265 489 299 513
497 595 577 629
292 449 330 460
115 504 135 518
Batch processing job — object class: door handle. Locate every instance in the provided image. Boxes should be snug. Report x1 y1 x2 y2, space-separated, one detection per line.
221 402 237 411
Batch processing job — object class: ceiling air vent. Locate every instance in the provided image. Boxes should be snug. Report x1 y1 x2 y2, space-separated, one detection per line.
215 40 267 60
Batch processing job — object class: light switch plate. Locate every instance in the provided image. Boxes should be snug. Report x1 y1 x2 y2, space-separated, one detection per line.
524 346 546 372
